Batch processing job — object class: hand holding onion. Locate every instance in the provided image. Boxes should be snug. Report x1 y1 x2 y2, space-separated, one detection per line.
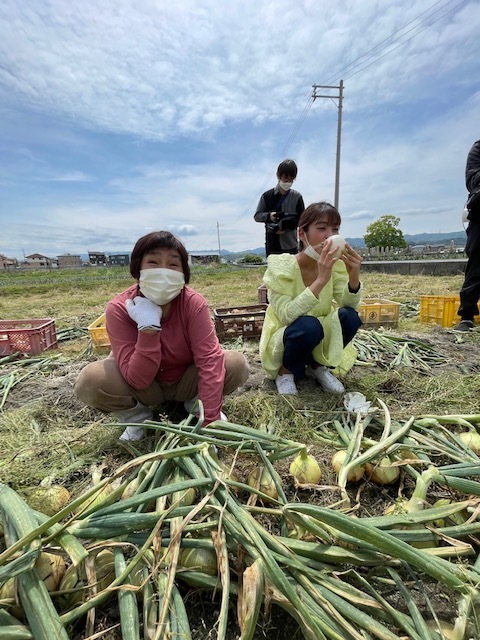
325 235 346 258
340 241 363 283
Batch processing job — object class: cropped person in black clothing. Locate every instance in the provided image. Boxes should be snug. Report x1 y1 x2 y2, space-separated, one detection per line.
254 159 305 257
455 139 480 331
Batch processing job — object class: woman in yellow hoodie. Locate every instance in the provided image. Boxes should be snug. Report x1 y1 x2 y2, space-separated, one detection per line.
259 202 363 396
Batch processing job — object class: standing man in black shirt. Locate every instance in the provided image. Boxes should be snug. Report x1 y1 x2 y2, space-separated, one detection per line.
254 159 305 256
455 139 480 331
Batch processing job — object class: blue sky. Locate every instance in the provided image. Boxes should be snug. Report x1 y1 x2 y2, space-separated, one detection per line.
1 0 479 260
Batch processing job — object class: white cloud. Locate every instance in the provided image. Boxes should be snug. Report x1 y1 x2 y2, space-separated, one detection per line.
1 0 479 258
1 1 478 140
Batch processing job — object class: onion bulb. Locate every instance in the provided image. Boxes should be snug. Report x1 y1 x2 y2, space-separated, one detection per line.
180 548 217 576
36 552 66 591
247 466 281 502
0 579 22 619
426 620 456 639
59 549 115 609
170 470 196 507
84 485 114 511
433 498 468 527
458 430 480 454
365 456 399 485
24 485 71 516
327 235 346 258
289 449 322 484
384 499 435 549
331 450 365 482
397 448 420 461
121 476 141 501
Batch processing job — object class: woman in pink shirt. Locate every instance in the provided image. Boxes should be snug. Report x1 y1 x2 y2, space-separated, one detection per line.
75 231 249 441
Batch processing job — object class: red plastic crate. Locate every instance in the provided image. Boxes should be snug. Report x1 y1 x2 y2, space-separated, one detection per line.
0 319 58 356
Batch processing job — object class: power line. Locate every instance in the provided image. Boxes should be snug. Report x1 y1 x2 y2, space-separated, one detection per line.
192 0 468 251
320 0 463 86
339 0 469 83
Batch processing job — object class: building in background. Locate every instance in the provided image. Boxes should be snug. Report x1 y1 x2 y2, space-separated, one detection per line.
24 253 57 268
0 254 18 269
88 251 108 266
57 254 82 268
108 253 130 266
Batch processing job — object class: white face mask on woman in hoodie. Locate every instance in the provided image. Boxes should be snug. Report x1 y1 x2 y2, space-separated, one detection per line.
139 268 185 305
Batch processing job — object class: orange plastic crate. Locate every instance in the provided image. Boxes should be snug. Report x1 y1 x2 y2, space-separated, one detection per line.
420 295 480 327
214 305 267 341
0 318 57 356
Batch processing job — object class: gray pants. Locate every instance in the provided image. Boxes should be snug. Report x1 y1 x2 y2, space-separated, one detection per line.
74 351 249 413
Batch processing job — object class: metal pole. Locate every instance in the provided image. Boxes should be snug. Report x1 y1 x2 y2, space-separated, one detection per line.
311 81 344 210
217 221 221 261
334 80 343 210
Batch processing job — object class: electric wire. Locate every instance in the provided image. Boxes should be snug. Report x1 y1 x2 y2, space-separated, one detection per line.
189 0 469 252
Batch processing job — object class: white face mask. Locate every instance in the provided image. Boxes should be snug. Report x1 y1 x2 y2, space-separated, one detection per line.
279 180 293 191
303 239 322 261
139 268 185 305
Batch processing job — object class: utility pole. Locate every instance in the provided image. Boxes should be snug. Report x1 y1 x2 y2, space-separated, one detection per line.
217 221 221 261
311 80 344 210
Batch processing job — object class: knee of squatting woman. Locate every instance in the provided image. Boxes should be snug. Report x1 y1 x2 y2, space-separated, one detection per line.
74 231 249 441
259 202 363 396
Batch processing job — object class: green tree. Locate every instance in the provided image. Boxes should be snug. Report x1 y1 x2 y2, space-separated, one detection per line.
240 254 264 264
364 215 406 249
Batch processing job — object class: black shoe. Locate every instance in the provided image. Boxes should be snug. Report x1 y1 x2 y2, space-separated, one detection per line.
453 320 474 331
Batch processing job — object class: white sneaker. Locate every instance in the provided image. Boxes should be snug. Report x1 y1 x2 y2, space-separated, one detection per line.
184 396 198 414
275 373 298 396
119 426 145 441
113 401 153 442
305 365 345 394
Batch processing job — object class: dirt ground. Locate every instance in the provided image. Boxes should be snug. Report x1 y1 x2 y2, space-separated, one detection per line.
3 323 480 413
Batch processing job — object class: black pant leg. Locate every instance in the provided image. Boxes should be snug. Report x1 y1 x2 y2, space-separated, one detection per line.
459 219 480 319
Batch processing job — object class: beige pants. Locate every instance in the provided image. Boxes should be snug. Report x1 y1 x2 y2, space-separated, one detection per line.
74 350 249 413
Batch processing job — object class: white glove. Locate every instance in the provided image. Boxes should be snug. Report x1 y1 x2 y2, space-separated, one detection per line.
125 296 162 330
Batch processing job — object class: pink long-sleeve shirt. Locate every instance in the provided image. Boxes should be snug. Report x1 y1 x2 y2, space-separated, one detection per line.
106 284 225 424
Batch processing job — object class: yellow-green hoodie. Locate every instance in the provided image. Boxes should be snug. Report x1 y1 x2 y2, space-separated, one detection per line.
259 253 362 379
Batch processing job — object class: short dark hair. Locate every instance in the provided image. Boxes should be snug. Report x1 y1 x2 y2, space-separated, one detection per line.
277 159 298 179
129 231 191 283
298 202 342 249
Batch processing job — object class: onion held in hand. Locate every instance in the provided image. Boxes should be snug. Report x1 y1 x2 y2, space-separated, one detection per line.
327 235 346 258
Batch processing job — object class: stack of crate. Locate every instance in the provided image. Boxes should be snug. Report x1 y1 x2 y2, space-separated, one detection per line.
420 295 480 328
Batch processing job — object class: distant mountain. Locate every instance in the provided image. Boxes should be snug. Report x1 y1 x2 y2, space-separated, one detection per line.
345 230 466 249
403 231 466 245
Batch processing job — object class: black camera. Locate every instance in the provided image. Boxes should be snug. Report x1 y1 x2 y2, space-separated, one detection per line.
277 214 298 231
